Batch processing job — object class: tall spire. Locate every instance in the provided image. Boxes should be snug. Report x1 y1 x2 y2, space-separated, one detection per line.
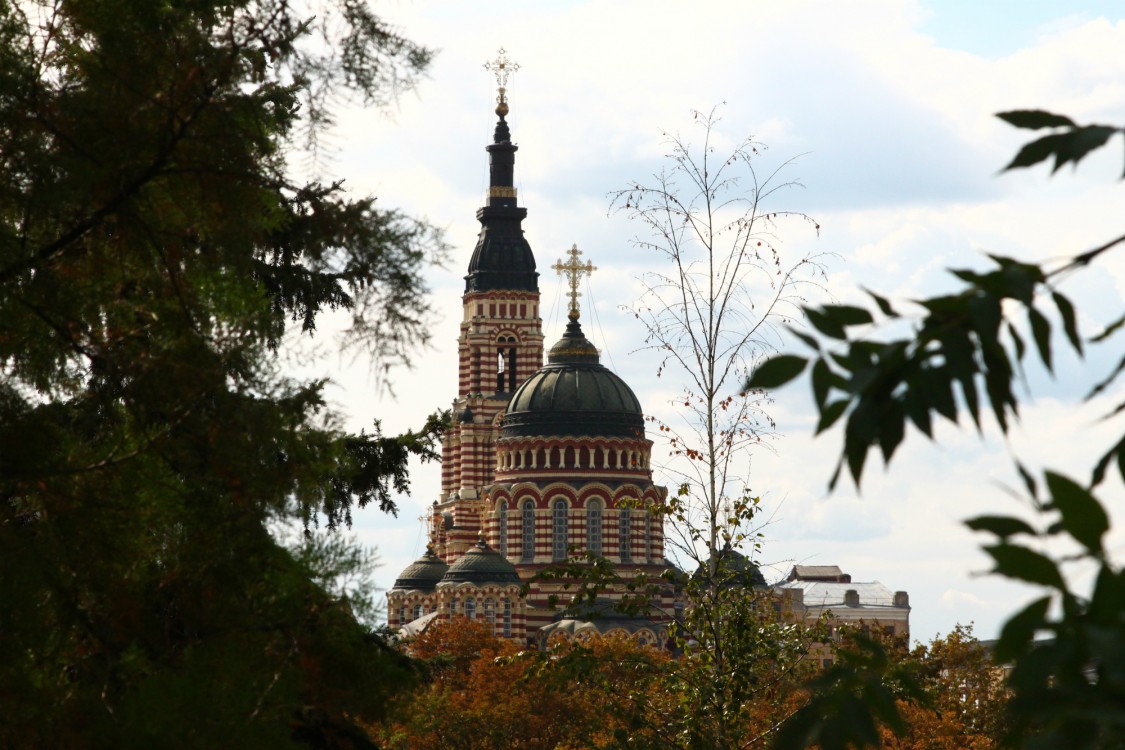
465 48 538 294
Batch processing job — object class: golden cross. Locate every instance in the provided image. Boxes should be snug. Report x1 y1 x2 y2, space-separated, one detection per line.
484 48 519 106
552 244 596 320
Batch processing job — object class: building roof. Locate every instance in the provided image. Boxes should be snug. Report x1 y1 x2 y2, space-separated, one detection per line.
391 548 449 592
692 546 767 588
464 100 537 293
438 540 522 586
776 580 903 609
502 317 644 439
787 565 850 582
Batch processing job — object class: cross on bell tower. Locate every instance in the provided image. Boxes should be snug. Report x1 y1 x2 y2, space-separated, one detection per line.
552 244 597 320
484 48 519 115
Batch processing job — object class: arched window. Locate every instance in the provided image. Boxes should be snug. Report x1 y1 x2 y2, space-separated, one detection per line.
619 506 632 562
586 499 603 555
412 604 422 621
484 598 496 631
464 597 477 620
498 499 509 558
397 606 405 625
553 499 568 561
503 598 512 637
643 508 652 562
521 500 535 562
450 598 458 616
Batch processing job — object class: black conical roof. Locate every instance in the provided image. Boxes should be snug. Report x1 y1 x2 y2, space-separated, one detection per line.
464 104 538 293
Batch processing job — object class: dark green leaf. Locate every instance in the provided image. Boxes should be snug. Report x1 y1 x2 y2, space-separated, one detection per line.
1091 434 1125 488
822 304 874 327
1045 471 1108 553
789 327 821 351
1052 292 1082 356
863 287 898 318
816 399 849 435
811 358 831 409
1007 321 1026 363
903 380 933 437
1085 351 1125 400
746 355 808 389
805 306 847 340
1090 311 1125 343
1016 460 1039 502
994 596 1050 663
1027 305 1053 372
878 400 904 463
924 366 958 423
965 515 1038 539
844 417 871 485
997 110 1076 130
1051 125 1119 172
1003 132 1070 171
984 543 1065 589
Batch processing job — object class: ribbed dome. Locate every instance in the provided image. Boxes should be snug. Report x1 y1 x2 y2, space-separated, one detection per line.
502 317 644 439
438 540 522 586
392 548 450 592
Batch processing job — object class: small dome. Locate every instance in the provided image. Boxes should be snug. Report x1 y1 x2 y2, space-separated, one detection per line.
392 548 449 592
692 546 767 588
439 540 522 586
503 318 643 439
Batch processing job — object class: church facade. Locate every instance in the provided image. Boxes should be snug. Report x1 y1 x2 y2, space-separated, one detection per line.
387 63 672 645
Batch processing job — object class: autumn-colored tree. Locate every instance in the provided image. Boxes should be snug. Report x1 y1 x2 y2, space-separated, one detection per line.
878 626 1007 750
374 619 673 750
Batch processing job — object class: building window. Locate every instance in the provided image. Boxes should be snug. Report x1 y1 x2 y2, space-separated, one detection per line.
643 508 652 562
397 606 405 625
412 604 422 621
503 598 512 637
464 597 476 620
587 499 603 555
521 500 535 562
498 499 509 558
553 499 568 561
619 506 631 562
484 598 496 631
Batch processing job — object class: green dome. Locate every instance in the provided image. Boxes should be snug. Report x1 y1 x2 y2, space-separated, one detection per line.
503 318 643 439
692 546 767 588
438 541 521 586
392 548 449 592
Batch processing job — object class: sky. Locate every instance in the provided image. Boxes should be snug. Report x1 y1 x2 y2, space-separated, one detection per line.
291 0 1125 643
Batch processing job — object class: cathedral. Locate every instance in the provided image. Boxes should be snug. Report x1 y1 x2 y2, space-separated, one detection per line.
387 53 911 648
387 55 673 645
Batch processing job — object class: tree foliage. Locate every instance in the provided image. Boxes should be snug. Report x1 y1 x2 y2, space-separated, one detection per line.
0 1 445 746
748 111 1125 749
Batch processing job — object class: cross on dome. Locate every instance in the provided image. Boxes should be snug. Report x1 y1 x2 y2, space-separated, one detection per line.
552 244 596 320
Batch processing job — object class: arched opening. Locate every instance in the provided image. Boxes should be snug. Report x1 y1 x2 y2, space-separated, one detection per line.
552 499 568 561
619 506 632 562
586 498 603 555
521 500 535 562
498 499 508 558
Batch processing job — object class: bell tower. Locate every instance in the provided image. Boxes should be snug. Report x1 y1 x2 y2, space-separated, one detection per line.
436 50 545 559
